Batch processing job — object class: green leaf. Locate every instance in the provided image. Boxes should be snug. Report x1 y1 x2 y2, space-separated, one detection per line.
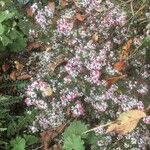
10 33 27 52
8 29 18 40
1 34 12 46
0 10 15 23
87 132 105 145
23 134 38 146
0 23 4 35
63 121 88 139
10 137 26 150
63 134 85 150
0 128 7 131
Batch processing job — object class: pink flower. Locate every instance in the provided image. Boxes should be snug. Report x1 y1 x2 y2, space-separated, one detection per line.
57 18 73 35
143 116 150 125
72 101 84 117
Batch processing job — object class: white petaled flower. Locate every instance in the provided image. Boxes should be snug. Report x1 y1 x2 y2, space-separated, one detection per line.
57 18 73 35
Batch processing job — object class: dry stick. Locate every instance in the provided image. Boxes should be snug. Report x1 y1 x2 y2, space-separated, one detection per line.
82 122 113 134
130 0 134 16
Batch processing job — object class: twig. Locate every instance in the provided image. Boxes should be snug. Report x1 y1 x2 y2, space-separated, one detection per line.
82 122 113 134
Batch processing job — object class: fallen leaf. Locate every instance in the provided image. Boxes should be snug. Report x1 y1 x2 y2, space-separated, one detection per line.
26 6 34 17
2 63 9 72
45 45 52 52
41 86 53 97
48 1 55 14
106 110 146 135
47 54 66 73
40 124 66 150
49 144 63 150
17 74 31 80
0 76 3 83
59 0 68 7
10 71 17 81
14 61 24 71
92 32 99 42
106 75 126 88
119 39 133 60
27 42 41 52
114 61 126 72
75 13 85 21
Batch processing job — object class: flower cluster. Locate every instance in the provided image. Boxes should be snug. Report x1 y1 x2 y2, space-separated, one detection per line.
25 80 65 131
31 2 53 30
25 0 150 148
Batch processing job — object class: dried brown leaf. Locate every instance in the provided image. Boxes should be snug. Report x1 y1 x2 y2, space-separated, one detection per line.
48 1 55 14
49 144 63 150
27 42 41 52
106 110 146 135
114 61 126 72
2 63 9 72
92 32 99 42
106 75 126 88
75 13 85 21
10 71 17 81
41 86 53 97
59 0 68 7
26 7 34 17
47 54 66 73
119 39 133 60
40 124 66 150
14 61 24 71
17 74 31 80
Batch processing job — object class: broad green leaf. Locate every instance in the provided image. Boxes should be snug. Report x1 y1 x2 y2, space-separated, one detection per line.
63 134 85 150
0 23 4 34
0 128 7 131
0 10 15 23
63 121 88 139
1 35 12 46
10 137 26 150
23 134 38 146
8 29 18 40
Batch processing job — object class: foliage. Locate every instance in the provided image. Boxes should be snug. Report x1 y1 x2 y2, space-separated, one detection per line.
63 120 105 150
63 121 88 150
0 0 27 53
63 134 85 150
0 94 38 150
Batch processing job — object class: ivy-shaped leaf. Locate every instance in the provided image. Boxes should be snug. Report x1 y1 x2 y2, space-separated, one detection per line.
0 10 15 23
63 120 88 139
0 23 4 35
63 134 85 150
1 35 12 46
10 137 26 150
23 134 38 146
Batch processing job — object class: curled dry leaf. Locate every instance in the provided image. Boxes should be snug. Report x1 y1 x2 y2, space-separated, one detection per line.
17 74 31 80
48 1 55 14
92 32 99 42
41 86 53 97
45 45 52 52
2 63 9 72
14 61 24 71
106 110 146 135
75 13 85 21
40 124 66 150
59 0 68 7
119 39 133 60
47 54 66 73
27 42 41 52
0 76 3 83
106 74 126 88
114 61 126 73
26 6 34 17
10 71 17 81
49 144 63 150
